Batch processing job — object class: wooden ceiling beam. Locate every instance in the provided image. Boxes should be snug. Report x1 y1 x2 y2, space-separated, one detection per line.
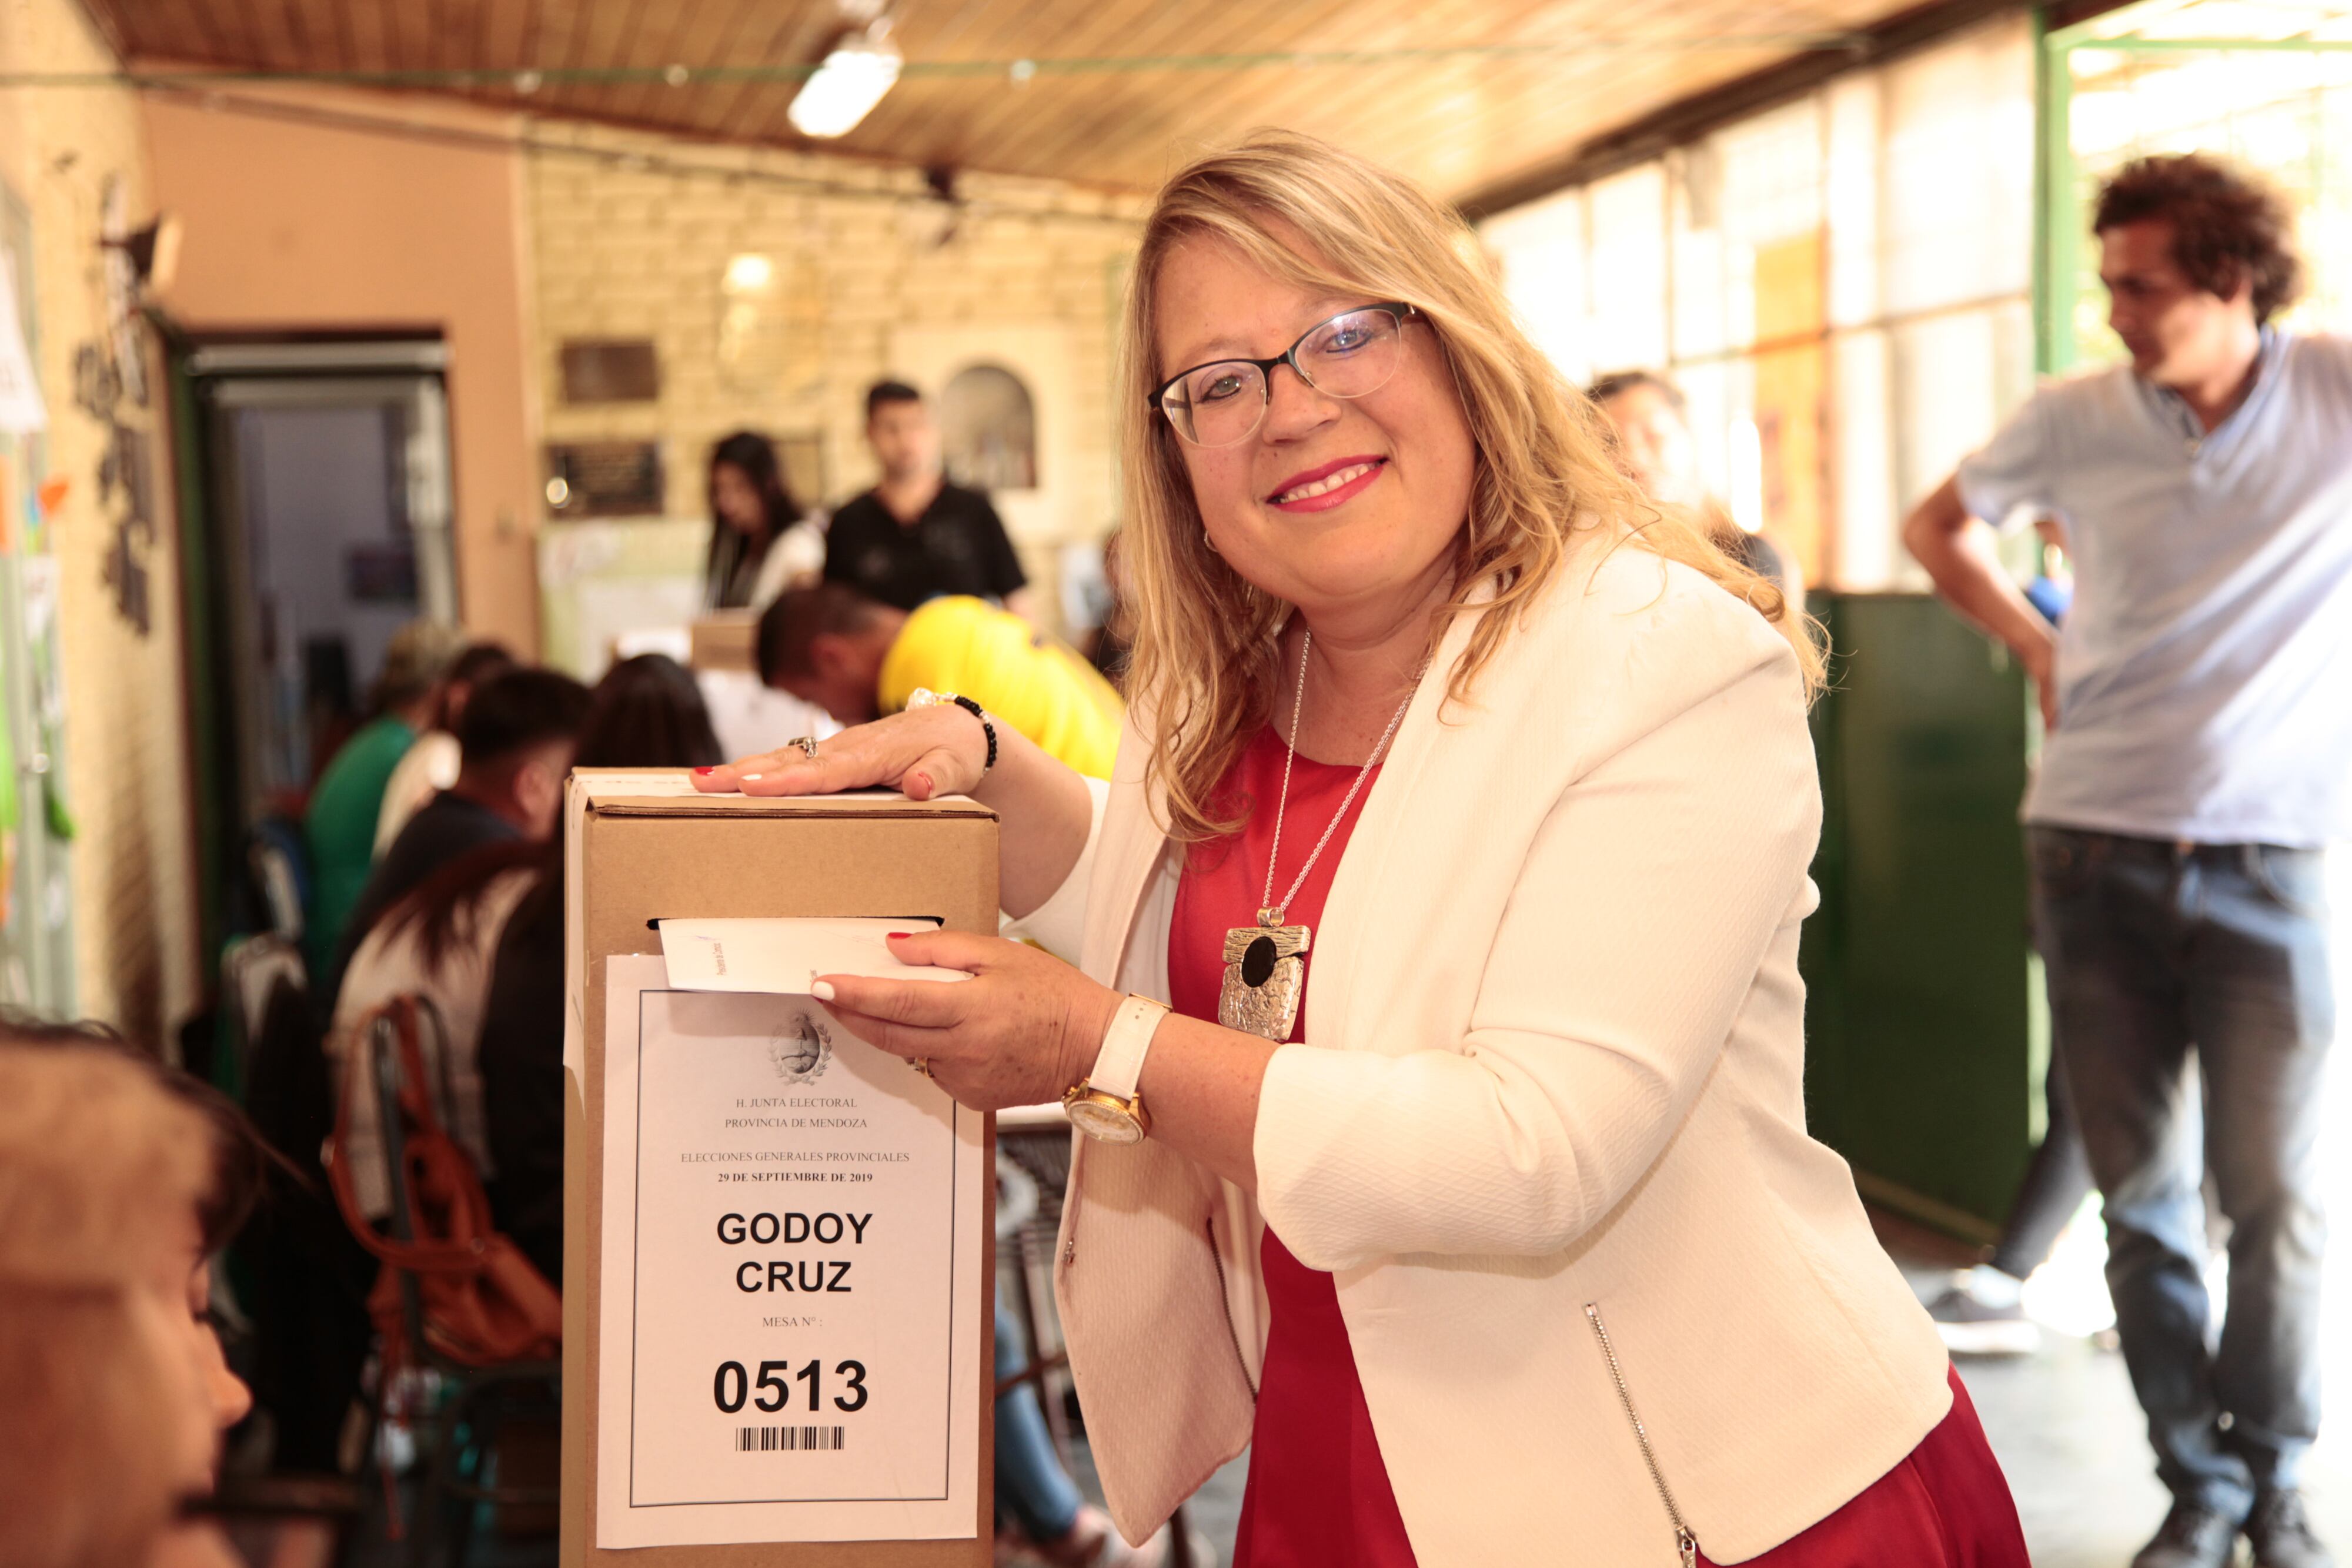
200 4 244 60
1456 0 2031 215
678 3 795 142
337 0 386 71
83 0 1967 200
1003 0 1605 192
944 0 1370 186
863 0 1149 168
704 4 841 144
376 0 407 69
585 0 664 120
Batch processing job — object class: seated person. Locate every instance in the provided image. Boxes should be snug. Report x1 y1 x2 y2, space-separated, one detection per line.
756 584 1125 779
337 657 704 1225
303 619 467 975
475 655 724 1285
1589 369 1808 613
329 844 545 1223
322 667 591 1013
372 640 516 858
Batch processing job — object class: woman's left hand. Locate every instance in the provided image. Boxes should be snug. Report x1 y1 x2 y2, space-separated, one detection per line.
813 931 1120 1111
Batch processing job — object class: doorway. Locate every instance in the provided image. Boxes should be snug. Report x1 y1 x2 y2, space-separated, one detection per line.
179 339 458 955
188 340 457 828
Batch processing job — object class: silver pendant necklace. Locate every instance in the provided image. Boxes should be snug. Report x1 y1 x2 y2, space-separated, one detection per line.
1218 630 1420 1042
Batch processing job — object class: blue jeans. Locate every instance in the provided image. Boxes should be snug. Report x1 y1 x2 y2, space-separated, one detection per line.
995 1298 1083 1543
2030 827 2336 1519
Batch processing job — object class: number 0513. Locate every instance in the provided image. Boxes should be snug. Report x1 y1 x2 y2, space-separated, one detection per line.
713 1358 868 1415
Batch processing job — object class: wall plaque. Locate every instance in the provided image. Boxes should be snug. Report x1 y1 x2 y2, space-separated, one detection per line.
560 338 661 404
547 440 665 518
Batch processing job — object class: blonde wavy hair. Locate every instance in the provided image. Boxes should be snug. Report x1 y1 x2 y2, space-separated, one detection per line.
0 1045 216 1568
1118 131 1823 844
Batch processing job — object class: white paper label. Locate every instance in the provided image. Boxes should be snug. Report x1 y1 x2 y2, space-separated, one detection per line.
595 954 981 1546
657 917 972 994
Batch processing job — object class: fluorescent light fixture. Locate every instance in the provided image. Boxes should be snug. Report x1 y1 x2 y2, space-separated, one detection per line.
789 26 902 139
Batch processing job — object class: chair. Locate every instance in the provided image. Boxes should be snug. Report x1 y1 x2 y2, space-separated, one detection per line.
218 932 306 1101
362 1003 562 1568
246 815 312 944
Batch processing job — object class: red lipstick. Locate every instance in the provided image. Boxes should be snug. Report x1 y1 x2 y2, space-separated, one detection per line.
1266 454 1388 514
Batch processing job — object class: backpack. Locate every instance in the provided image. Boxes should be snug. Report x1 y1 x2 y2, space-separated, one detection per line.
326 994 561 1373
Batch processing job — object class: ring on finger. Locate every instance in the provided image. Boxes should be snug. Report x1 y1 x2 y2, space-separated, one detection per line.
914 1057 934 1080
789 735 820 760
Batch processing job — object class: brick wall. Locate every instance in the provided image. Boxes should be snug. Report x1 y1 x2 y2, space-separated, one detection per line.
0 0 198 1039
527 123 1145 628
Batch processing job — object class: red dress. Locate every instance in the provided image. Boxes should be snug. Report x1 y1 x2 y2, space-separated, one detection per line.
1168 726 2031 1568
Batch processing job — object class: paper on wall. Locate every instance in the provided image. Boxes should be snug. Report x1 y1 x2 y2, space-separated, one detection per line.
658 917 973 995
0 256 45 435
595 953 982 1546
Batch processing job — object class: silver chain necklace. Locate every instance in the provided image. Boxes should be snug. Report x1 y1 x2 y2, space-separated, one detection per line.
1217 629 1421 1042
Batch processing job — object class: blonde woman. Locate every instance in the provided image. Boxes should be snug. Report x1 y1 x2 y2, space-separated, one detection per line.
697 133 2028 1567
0 1033 252 1568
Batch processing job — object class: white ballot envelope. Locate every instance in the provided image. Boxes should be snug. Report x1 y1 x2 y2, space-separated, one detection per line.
656 917 974 995
595 951 984 1546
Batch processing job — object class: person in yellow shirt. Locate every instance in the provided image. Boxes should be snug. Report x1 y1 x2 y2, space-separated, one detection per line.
754 584 1125 778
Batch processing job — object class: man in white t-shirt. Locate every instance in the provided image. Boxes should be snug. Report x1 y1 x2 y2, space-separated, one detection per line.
1905 155 2351 1568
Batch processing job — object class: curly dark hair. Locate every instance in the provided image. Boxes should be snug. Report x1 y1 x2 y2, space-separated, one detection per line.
2093 153 2304 323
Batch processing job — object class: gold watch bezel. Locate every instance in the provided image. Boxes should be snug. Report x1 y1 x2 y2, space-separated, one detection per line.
1063 1083 1151 1144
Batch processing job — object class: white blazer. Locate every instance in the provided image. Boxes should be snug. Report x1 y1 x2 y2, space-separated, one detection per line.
1014 541 1953 1566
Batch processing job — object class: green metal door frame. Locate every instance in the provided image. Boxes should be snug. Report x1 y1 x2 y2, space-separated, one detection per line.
160 328 230 977
2036 11 2352 375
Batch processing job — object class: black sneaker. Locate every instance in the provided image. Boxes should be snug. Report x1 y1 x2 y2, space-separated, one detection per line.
2133 1501 2243 1568
2249 1490 2334 1568
1925 1280 2040 1356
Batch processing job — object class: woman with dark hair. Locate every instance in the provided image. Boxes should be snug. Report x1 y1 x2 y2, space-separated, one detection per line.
706 432 823 611
574 653 725 771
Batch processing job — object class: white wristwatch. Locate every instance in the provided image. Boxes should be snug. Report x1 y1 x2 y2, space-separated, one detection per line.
1063 995 1167 1145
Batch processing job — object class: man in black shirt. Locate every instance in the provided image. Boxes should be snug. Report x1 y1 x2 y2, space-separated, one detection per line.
321 666 591 1011
823 379 1034 618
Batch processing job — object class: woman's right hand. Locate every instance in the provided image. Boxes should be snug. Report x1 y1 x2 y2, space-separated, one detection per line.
691 707 991 800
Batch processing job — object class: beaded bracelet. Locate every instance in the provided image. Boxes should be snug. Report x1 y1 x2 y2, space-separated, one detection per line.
949 694 997 772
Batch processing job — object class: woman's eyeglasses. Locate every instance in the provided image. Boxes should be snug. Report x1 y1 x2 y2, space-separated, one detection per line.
1151 302 1417 448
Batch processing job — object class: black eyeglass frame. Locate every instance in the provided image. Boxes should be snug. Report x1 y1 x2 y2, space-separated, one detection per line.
1148 301 1420 432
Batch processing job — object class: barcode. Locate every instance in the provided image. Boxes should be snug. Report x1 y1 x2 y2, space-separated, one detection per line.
736 1425 846 1452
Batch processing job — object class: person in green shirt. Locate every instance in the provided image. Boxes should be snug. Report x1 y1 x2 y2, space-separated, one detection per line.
302 620 467 975
754 584 1125 779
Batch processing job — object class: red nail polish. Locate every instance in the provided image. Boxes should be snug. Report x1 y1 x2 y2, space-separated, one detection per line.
886 931 909 941
693 767 714 775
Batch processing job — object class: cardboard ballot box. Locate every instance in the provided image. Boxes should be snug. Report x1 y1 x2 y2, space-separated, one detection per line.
562 770 997 1566
689 611 760 676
